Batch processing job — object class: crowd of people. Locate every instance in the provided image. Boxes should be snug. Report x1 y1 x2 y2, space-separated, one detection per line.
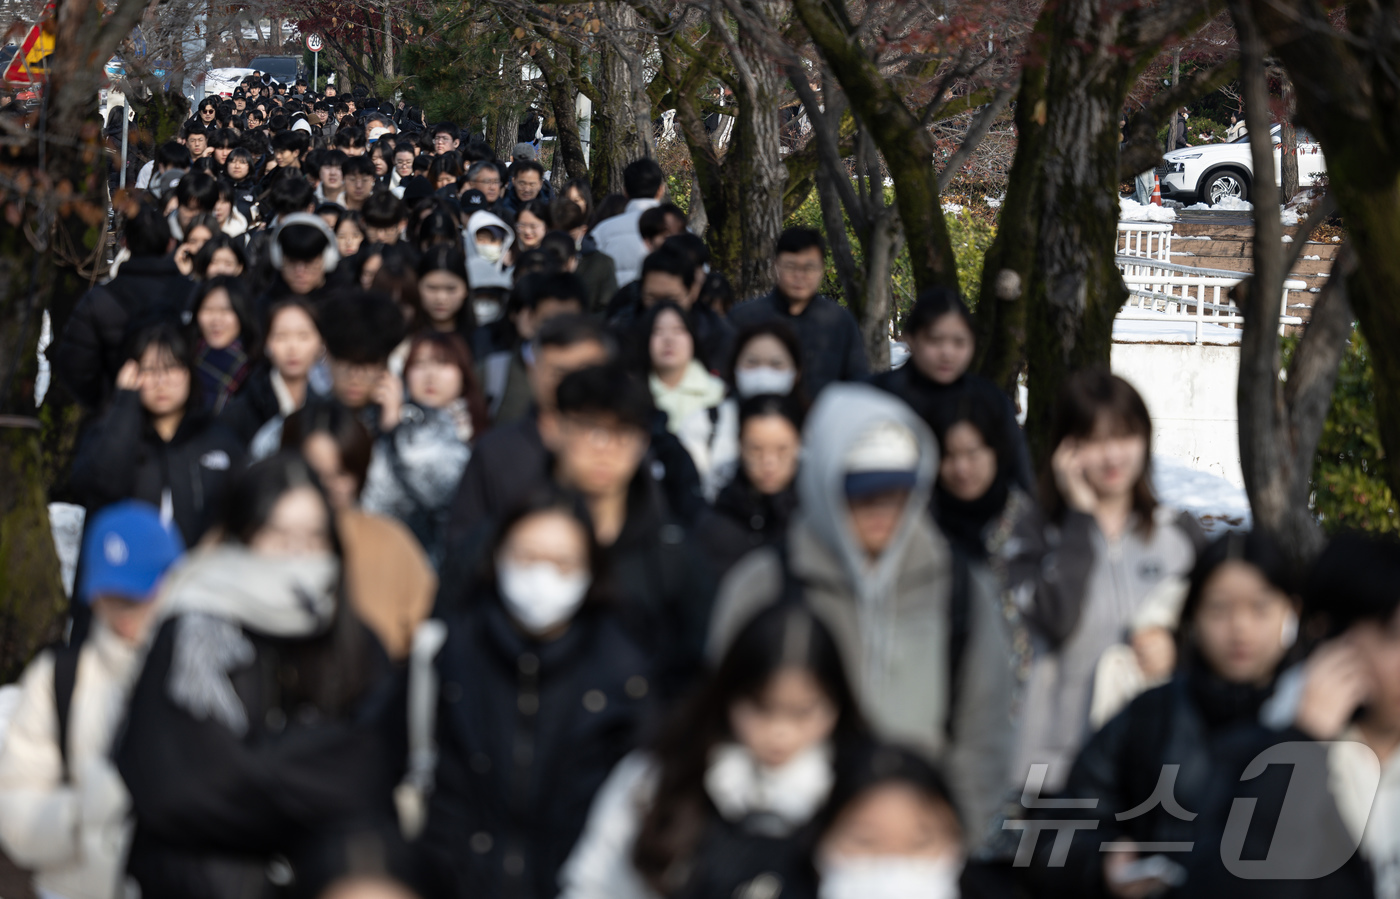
0 70 1396 899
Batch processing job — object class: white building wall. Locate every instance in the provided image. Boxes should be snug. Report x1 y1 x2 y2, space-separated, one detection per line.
1111 343 1244 488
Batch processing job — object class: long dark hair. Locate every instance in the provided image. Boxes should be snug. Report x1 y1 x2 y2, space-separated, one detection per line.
1040 368 1155 528
633 604 864 893
218 453 375 714
192 275 261 358
635 300 696 378
414 243 473 337
1177 530 1301 671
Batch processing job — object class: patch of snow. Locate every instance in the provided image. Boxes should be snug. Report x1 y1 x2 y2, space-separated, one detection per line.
1153 455 1252 536
942 202 964 216
1331 236 1342 242
1309 287 1322 293
889 340 910 370
1185 203 1215 211
1169 252 1196 257
1303 255 1321 260
1214 197 1253 211
1280 207 1301 226
1119 197 1177 223
1178 235 1213 241
48 502 85 598
984 195 1004 208
1281 235 1293 243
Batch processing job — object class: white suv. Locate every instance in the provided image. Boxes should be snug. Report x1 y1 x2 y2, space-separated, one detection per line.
1157 125 1326 205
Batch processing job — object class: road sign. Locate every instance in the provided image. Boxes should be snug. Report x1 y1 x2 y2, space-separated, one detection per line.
305 33 323 53
4 14 56 83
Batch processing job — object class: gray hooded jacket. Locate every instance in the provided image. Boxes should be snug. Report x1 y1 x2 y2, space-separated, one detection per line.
707 383 1015 845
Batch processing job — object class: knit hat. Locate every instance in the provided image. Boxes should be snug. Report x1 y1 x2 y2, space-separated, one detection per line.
843 420 920 498
511 141 537 162
79 501 185 604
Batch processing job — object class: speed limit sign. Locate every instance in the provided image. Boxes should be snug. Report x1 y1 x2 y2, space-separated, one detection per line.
306 33 323 52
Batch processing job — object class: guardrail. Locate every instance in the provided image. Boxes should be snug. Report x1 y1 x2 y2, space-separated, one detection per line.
1116 222 1173 263
1115 255 1305 344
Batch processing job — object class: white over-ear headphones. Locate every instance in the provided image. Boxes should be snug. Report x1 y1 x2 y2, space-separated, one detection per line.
269 212 341 272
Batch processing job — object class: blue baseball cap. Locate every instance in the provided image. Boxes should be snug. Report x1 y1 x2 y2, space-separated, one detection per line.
79 501 185 605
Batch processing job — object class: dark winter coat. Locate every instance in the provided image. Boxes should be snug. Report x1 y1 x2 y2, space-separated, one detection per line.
219 362 282 447
116 616 408 899
1024 669 1376 899
421 601 654 899
870 364 1035 493
51 255 193 409
726 291 868 398
444 413 549 564
69 390 244 547
575 244 619 314
604 475 718 701
692 474 799 580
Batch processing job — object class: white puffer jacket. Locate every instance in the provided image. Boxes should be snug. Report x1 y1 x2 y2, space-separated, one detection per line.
0 622 142 899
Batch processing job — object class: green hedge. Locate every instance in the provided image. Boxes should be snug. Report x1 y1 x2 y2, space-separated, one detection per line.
1284 329 1398 534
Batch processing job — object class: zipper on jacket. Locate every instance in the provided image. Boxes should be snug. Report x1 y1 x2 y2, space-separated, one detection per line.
503 651 540 899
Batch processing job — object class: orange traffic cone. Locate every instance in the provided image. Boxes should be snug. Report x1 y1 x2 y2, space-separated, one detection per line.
1151 174 1163 206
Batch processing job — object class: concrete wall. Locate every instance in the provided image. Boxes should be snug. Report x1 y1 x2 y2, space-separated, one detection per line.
1111 343 1244 487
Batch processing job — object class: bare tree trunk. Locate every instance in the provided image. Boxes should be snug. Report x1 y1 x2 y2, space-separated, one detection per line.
382 0 395 80
534 44 588 181
1 0 149 678
1247 0 1400 510
973 0 1220 463
1229 0 1348 559
1279 78 1298 203
590 3 648 198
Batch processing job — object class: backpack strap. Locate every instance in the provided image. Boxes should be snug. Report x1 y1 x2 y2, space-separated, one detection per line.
51 642 82 784
944 549 972 740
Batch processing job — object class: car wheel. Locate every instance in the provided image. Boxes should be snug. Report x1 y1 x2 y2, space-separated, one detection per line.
1204 171 1249 205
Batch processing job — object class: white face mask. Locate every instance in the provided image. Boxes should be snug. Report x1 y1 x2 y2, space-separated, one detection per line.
476 241 504 264
497 560 590 635
818 856 962 899
735 366 796 398
474 299 503 325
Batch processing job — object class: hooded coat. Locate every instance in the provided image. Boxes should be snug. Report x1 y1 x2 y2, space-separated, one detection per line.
707 384 1014 844
465 210 516 277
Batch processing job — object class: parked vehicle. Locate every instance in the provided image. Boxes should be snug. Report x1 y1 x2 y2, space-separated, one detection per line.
204 67 255 98
1157 124 1327 206
247 55 301 85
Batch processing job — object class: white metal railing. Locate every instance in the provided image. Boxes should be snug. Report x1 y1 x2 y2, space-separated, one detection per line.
1116 222 1173 263
1115 255 1305 344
